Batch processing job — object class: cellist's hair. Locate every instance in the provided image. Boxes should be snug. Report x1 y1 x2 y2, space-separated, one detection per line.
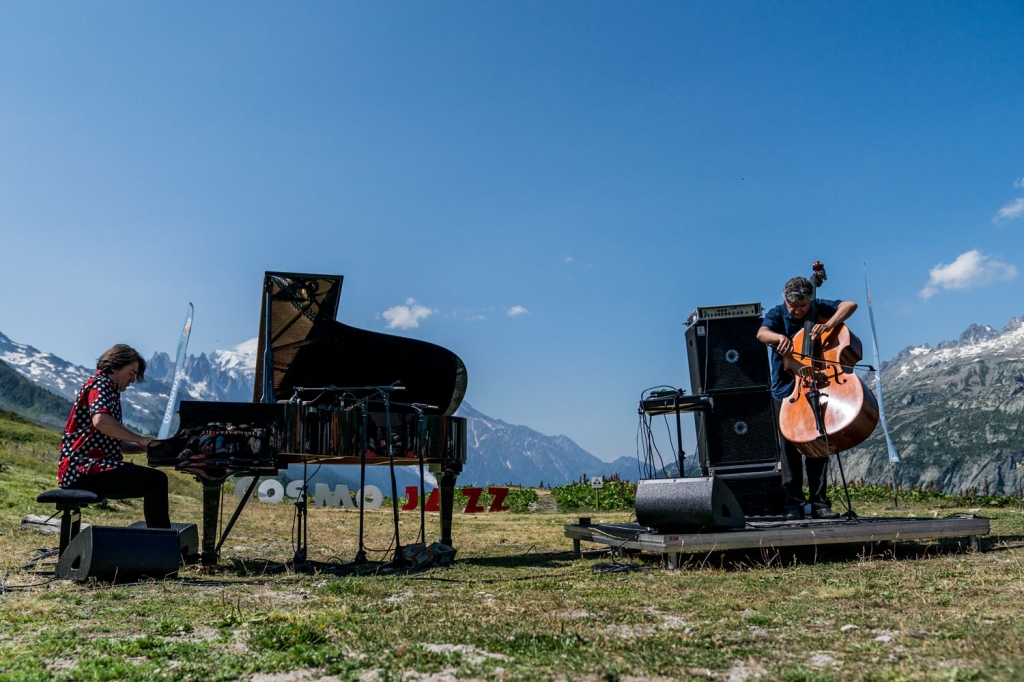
783 277 814 303
96 344 147 381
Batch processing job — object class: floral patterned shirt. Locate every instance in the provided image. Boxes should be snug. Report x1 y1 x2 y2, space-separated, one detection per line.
58 371 125 487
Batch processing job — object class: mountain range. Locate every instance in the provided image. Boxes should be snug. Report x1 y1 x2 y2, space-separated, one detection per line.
844 317 1024 496
0 331 633 488
4 314 1023 494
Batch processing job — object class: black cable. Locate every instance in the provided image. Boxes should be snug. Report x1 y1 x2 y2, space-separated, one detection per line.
592 562 650 574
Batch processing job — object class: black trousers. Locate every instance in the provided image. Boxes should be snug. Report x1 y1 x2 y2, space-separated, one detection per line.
68 463 171 528
773 399 830 511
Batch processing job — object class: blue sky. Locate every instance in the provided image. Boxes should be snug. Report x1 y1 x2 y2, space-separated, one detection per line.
1 3 1022 460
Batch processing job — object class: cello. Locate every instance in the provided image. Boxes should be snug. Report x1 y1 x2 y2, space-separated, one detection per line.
778 262 880 458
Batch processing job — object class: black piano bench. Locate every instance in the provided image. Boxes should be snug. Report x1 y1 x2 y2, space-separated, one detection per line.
36 489 100 556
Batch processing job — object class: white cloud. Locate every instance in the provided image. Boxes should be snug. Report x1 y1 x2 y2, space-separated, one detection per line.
564 256 573 263
507 306 529 317
995 197 1024 222
382 298 435 329
919 250 1017 299
1014 177 1024 189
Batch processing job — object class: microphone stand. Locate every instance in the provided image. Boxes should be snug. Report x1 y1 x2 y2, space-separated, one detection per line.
407 402 437 545
373 383 407 567
289 389 309 567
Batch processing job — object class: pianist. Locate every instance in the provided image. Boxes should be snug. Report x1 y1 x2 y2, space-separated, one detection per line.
57 344 171 528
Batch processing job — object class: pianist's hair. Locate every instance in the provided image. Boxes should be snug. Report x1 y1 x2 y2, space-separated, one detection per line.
97 344 147 382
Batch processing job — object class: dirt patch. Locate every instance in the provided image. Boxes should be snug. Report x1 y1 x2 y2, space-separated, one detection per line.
385 591 413 604
723 661 767 681
250 671 341 682
552 609 593 619
420 643 511 664
808 652 839 667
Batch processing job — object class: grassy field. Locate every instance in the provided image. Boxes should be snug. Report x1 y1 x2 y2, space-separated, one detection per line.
2 410 1024 681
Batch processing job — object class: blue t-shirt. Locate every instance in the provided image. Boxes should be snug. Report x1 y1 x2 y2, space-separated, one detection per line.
762 298 843 401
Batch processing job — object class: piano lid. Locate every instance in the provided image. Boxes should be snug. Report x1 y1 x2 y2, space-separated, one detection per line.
253 271 467 416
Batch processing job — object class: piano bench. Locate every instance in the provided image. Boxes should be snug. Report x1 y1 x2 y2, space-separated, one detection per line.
36 489 101 556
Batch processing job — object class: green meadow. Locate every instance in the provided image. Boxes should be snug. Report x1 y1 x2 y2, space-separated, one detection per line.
2 409 1023 682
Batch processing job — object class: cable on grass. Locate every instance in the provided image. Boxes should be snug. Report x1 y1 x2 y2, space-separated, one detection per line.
591 561 650 574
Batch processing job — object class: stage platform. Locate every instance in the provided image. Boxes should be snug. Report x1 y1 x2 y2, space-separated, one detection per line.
565 515 990 569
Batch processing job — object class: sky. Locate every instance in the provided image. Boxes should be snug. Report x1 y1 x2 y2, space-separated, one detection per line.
1 3 1023 461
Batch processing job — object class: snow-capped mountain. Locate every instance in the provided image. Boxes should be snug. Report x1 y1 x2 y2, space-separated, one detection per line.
0 331 258 433
0 331 169 431
845 315 1024 495
148 339 257 403
0 332 97 404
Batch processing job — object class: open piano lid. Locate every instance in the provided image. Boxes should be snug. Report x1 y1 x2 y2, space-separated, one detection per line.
253 271 467 416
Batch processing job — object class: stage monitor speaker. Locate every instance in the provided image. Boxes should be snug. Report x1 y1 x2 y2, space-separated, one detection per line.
128 521 200 561
635 476 746 532
55 526 181 582
697 389 780 471
716 471 786 517
686 314 769 393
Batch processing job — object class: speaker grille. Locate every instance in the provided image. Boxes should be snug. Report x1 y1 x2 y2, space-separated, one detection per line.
697 389 780 469
686 315 770 393
717 472 786 517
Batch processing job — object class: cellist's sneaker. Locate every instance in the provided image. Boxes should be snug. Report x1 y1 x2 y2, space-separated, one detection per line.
812 507 840 519
784 507 804 521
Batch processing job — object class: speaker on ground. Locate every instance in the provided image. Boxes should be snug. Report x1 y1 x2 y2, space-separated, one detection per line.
128 521 200 562
635 476 746 532
716 471 786 517
55 525 181 582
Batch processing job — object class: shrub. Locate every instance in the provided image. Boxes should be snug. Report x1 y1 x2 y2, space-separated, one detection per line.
551 480 636 511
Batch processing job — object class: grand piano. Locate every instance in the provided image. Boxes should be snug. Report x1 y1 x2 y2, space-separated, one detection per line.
148 271 468 567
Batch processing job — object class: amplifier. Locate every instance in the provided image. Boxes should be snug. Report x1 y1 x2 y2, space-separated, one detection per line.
686 303 763 327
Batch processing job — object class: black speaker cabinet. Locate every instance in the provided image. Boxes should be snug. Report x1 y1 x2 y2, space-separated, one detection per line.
686 314 769 393
697 389 780 471
128 521 200 561
635 476 746 532
56 526 181 582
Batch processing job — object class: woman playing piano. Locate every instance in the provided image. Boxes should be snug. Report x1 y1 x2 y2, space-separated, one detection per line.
57 344 171 528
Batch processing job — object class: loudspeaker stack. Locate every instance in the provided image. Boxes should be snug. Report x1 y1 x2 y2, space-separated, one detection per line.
685 304 784 516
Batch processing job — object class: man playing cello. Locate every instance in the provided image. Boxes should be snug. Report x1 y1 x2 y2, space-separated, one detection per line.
757 276 857 520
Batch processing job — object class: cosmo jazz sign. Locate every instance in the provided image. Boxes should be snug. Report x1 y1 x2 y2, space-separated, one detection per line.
235 477 511 513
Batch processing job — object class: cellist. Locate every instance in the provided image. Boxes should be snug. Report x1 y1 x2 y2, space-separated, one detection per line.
757 276 857 520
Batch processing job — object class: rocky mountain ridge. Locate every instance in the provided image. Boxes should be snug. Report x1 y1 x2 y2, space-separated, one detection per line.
845 315 1024 495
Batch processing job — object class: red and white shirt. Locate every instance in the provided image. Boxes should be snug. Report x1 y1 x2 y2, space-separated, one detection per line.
58 371 125 487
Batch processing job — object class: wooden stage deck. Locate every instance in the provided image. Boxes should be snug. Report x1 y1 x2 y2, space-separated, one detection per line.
565 515 990 569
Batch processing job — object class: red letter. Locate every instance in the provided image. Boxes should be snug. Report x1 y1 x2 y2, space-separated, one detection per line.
463 487 485 513
424 488 440 512
401 486 418 511
487 487 510 512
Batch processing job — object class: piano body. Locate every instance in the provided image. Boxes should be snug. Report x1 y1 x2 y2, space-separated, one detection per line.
148 271 468 566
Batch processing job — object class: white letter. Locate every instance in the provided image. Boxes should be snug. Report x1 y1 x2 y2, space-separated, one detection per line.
357 485 383 509
285 479 305 499
258 479 285 504
314 483 354 508
235 477 254 499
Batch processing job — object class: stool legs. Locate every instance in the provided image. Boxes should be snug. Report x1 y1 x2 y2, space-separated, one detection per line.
58 506 82 556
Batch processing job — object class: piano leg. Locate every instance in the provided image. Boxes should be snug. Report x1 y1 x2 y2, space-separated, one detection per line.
438 470 459 547
201 483 220 568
